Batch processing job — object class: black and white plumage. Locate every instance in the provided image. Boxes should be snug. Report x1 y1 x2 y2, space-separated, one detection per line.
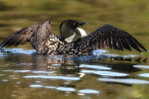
0 19 147 55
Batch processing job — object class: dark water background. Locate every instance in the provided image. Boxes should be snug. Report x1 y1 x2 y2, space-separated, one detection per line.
0 0 149 99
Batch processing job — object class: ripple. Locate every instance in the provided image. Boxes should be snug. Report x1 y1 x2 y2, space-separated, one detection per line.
92 49 108 56
80 64 111 70
44 86 56 89
81 70 128 77
104 54 138 58
30 84 43 88
123 54 138 58
102 54 119 58
56 87 76 92
78 89 100 95
16 81 21 85
1 79 9 82
31 71 55 74
24 75 80 81
29 84 99 94
30 84 76 92
3 48 36 54
14 70 31 73
3 70 54 74
138 73 149 78
98 78 149 84
133 65 149 69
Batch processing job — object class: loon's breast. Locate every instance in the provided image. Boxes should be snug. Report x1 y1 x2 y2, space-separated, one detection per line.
40 34 65 55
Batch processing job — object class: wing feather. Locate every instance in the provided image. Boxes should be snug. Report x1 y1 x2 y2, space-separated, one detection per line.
73 24 147 52
0 25 38 48
0 20 52 49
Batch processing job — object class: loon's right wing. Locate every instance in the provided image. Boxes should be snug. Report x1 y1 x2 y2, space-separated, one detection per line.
0 20 52 48
73 24 147 52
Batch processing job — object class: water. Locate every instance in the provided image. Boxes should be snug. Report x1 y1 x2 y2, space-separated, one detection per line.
0 48 148 99
0 0 149 99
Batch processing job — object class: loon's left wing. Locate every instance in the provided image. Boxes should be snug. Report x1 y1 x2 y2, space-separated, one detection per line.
0 20 52 49
73 24 147 52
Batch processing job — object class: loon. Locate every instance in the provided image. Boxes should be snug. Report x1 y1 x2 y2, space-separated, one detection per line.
0 19 147 55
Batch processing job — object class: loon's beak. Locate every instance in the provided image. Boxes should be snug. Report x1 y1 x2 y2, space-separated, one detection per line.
78 21 87 26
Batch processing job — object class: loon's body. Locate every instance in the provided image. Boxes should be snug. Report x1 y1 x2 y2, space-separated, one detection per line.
0 19 147 55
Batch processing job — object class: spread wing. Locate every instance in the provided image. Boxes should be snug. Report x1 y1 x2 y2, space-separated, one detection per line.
73 24 147 52
0 20 51 48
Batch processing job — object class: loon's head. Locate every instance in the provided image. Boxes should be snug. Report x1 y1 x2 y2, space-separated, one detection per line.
59 19 87 43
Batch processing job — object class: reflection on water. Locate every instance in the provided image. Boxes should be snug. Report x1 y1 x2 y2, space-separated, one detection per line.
29 84 100 95
98 78 149 84
24 75 80 81
0 48 148 99
0 0 149 97
81 69 128 77
138 73 149 78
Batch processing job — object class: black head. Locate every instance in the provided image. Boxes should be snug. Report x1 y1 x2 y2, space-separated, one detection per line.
60 20 86 29
59 19 86 42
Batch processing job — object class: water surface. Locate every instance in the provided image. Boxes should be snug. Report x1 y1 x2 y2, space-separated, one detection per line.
0 48 148 99
0 1 149 99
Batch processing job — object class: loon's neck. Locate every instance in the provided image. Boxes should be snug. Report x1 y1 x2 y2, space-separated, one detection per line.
76 27 87 37
64 33 76 43
64 27 87 43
